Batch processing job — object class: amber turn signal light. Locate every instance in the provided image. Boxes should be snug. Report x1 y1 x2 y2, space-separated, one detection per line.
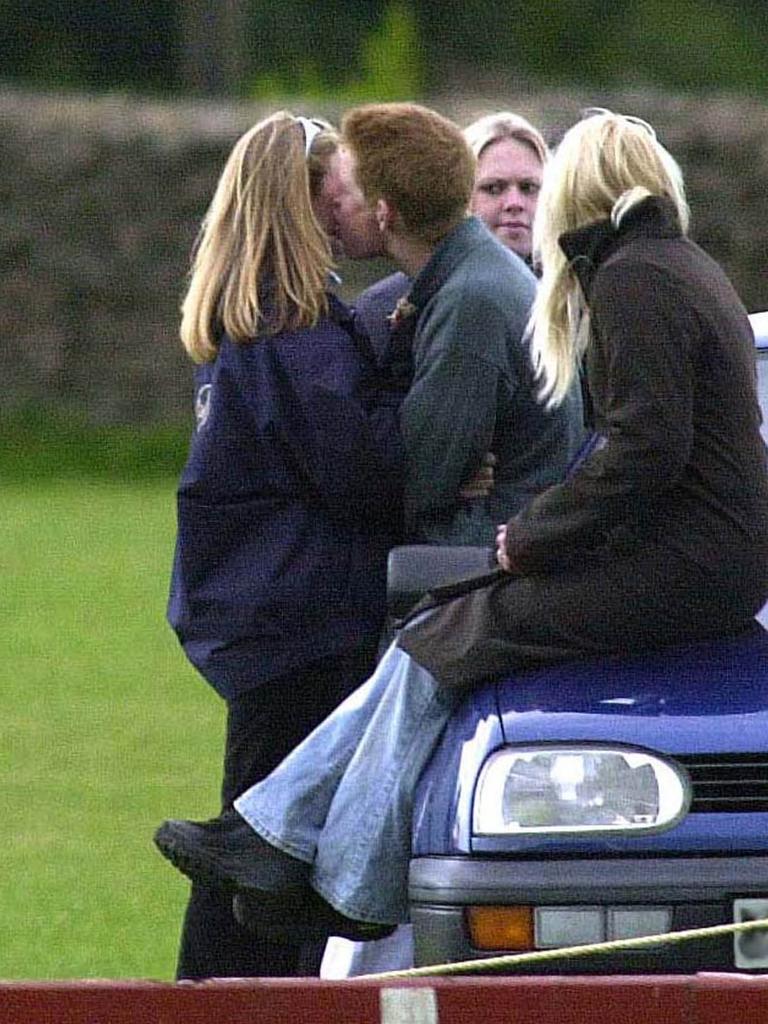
466 906 535 951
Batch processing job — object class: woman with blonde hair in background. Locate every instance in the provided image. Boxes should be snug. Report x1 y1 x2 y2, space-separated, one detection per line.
157 108 768 943
464 109 548 265
165 111 405 979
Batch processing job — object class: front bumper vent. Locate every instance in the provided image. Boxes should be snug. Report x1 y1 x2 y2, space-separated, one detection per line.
676 753 768 813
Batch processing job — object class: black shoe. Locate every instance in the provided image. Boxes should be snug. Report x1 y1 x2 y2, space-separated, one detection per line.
153 808 311 894
232 888 397 943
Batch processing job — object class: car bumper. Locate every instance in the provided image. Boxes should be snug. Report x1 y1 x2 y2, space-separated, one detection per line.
409 855 768 973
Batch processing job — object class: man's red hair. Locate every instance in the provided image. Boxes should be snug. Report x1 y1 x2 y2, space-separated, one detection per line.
342 102 475 245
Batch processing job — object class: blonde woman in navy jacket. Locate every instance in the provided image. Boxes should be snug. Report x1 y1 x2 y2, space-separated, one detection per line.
166 112 404 979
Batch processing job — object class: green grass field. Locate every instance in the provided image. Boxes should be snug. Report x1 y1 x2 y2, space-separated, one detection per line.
3 422 224 979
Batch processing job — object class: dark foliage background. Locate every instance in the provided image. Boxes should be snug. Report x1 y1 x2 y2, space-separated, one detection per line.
2 1 767 99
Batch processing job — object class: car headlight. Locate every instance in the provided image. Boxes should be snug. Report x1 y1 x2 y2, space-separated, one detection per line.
473 744 690 835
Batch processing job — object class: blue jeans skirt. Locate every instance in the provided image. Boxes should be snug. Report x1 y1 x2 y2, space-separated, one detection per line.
235 639 458 924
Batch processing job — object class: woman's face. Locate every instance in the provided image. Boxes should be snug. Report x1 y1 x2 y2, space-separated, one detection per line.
471 137 543 260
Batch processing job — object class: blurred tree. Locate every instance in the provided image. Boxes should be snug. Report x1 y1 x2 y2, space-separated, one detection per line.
348 0 422 100
0 0 766 99
0 0 176 91
417 0 768 96
249 0 422 101
178 0 248 95
615 0 768 93
245 0 386 89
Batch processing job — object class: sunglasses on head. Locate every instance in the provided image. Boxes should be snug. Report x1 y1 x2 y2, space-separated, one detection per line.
295 116 326 156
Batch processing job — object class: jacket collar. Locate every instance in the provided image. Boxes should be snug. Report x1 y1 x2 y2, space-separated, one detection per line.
407 217 491 310
559 195 683 297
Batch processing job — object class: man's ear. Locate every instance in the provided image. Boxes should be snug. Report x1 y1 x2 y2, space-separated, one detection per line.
375 198 394 233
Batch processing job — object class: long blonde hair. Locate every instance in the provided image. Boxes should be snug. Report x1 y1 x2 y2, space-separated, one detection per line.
180 111 336 363
530 109 689 406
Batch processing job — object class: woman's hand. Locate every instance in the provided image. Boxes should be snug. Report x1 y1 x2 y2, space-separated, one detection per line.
459 452 496 500
496 522 513 572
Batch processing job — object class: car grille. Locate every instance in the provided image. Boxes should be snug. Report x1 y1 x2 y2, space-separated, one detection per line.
676 753 768 813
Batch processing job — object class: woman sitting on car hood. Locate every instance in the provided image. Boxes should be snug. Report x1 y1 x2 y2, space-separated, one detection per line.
154 108 768 942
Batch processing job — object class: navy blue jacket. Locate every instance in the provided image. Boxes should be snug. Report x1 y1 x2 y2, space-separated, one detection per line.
167 295 405 698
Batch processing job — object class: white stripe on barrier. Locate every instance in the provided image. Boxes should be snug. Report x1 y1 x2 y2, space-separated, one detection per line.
380 986 438 1023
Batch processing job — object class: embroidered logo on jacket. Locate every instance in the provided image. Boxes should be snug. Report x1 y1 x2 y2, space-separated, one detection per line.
195 384 212 430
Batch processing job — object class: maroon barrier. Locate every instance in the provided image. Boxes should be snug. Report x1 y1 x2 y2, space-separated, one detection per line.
2 975 768 1024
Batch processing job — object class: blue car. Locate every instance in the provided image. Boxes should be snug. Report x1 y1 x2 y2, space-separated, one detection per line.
406 311 768 974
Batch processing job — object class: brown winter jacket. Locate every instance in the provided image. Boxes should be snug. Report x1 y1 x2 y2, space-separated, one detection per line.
398 197 768 687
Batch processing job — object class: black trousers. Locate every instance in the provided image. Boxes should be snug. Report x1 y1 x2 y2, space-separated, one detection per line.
175 645 377 980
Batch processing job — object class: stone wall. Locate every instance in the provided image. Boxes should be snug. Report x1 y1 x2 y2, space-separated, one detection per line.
3 87 767 425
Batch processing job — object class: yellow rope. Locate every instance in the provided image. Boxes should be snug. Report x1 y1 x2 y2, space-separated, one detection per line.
360 915 768 980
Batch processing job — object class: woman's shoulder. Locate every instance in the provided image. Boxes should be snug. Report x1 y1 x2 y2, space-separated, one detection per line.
595 234 729 305
214 303 366 392
445 242 536 315
220 297 353 355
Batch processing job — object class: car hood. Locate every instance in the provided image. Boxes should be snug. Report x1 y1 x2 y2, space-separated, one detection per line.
496 627 768 755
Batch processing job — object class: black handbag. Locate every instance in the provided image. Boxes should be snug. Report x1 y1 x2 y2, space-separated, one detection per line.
386 545 501 620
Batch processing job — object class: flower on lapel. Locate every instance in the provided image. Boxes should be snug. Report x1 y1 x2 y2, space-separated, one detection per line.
386 296 418 331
